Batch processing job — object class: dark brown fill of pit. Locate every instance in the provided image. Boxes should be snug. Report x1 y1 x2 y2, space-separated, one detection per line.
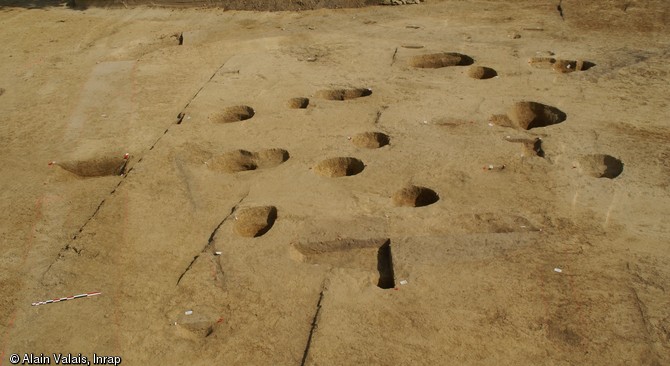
508 101 566 130
57 156 127 177
0 88 5 96
210 105 255 123
528 138 545 157
409 52 474 68
392 185 439 207
467 65 497 79
377 241 395 289
313 157 364 177
234 206 278 237
291 238 395 289
316 88 372 101
288 97 310 109
577 154 624 179
351 132 390 149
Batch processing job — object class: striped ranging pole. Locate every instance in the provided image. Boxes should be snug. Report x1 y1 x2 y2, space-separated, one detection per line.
31 292 101 306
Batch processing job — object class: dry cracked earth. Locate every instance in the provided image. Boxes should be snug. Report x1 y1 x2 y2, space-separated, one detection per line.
0 0 669 365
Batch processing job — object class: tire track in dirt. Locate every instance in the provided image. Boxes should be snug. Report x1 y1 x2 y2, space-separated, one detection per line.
42 57 233 279
0 197 48 366
176 192 248 285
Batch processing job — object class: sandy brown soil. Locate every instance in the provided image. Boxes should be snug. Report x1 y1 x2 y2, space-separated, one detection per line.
1 1 669 365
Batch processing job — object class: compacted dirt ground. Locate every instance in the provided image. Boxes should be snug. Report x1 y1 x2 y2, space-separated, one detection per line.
0 1 669 365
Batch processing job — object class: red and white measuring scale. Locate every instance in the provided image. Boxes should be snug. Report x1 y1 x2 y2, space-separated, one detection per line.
32 291 101 306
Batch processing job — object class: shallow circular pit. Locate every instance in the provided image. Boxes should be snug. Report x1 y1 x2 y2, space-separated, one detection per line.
467 65 497 79
392 185 439 207
553 59 597 73
529 57 596 73
576 154 623 179
409 52 474 68
316 88 372 101
254 148 290 168
351 132 390 149
508 101 566 130
552 59 577 73
57 156 127 177
234 206 278 237
288 97 310 109
207 148 289 173
209 105 255 123
176 311 218 338
313 157 364 177
209 150 257 173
